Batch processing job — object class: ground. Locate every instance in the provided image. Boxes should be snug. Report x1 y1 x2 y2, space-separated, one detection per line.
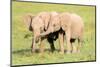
12 1 96 66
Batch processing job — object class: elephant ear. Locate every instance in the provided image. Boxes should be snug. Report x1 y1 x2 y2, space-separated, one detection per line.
23 14 34 31
38 12 51 30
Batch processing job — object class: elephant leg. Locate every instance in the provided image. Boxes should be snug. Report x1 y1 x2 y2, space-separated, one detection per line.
70 38 77 53
77 38 82 53
59 32 64 54
39 37 45 53
31 37 36 53
47 37 55 52
65 31 72 54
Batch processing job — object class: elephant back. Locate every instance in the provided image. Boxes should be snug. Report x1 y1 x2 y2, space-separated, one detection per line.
70 13 84 39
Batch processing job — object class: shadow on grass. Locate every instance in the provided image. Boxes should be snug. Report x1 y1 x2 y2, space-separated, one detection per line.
12 49 31 54
12 48 66 55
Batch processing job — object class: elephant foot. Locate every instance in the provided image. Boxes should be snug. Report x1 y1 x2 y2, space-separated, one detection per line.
72 50 77 53
72 48 77 53
31 45 35 53
39 49 44 53
31 49 35 53
59 51 64 54
66 51 72 54
77 49 80 53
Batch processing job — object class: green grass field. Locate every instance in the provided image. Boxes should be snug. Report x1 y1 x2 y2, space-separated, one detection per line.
12 1 96 66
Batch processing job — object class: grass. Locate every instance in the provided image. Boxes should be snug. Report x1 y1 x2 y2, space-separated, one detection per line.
12 1 96 66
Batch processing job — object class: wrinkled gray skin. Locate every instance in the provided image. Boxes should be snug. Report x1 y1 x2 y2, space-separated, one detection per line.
40 12 84 54
23 12 58 53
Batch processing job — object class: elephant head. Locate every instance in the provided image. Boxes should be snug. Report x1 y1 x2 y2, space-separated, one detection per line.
23 12 51 31
37 12 51 30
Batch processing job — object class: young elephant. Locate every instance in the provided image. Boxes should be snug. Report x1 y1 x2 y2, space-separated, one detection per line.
23 12 58 53
37 12 51 30
40 12 65 54
23 14 45 52
60 12 84 53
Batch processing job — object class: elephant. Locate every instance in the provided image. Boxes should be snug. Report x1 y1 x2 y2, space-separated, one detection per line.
40 12 84 54
23 12 59 53
39 12 65 54
23 14 45 53
59 12 84 53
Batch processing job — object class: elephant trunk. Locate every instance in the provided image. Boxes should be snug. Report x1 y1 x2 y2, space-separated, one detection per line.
40 29 52 37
